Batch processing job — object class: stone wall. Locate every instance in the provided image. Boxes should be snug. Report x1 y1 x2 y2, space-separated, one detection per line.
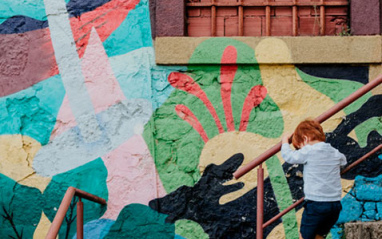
0 0 381 238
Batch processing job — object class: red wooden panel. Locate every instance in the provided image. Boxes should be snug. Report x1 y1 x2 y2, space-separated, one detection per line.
276 7 292 16
325 16 348 35
188 8 201 17
245 7 275 16
216 16 225 36
201 8 212 16
326 6 348 15
217 7 238 17
298 7 311 16
271 16 293 36
299 16 320 35
310 6 321 16
225 17 239 36
244 17 262 36
187 17 212 36
243 0 264 4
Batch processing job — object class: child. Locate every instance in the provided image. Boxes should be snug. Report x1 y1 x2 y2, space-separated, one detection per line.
281 120 347 239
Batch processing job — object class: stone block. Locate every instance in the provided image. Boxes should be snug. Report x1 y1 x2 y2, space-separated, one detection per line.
364 202 376 211
363 210 377 220
345 221 382 239
351 0 382 35
337 193 363 224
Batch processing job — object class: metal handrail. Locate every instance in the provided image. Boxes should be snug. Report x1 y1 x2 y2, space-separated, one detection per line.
45 187 107 239
232 75 382 239
234 75 382 179
262 144 382 229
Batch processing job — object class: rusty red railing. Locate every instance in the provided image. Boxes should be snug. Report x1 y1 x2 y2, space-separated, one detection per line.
45 187 107 239
233 75 382 239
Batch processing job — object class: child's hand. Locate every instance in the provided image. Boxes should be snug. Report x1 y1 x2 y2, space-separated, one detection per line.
282 132 293 144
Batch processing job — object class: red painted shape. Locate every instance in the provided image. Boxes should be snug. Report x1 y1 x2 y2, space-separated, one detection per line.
239 85 267 131
220 46 237 131
175 104 209 143
168 72 224 133
70 0 140 58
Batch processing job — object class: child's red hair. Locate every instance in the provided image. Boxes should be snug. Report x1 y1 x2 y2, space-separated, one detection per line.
292 120 326 149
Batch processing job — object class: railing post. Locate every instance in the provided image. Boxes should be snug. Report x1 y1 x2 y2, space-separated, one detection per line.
257 164 264 239
77 197 84 239
46 187 76 239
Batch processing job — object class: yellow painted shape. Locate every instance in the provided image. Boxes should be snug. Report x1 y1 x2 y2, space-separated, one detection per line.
255 38 293 64
255 38 345 134
341 178 354 198
34 212 53 239
0 135 51 192
347 129 358 143
199 131 279 204
369 64 382 95
267 221 285 239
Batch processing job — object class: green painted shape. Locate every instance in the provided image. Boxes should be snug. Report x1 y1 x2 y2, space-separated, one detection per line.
143 38 291 236
43 158 108 239
353 117 382 147
0 174 43 239
175 220 208 239
265 156 299 238
0 0 47 25
188 38 257 65
296 68 372 115
0 75 65 145
143 116 203 193
296 68 378 145
104 204 175 239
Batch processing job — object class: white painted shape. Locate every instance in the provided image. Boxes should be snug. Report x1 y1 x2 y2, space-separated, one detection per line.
33 99 152 177
44 0 102 142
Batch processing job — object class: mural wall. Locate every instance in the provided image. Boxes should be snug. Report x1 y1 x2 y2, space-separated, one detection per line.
0 0 381 238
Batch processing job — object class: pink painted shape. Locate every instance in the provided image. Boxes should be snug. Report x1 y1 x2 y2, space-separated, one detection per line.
81 28 126 114
50 95 77 140
175 104 209 143
168 72 224 133
239 85 267 131
101 135 167 220
220 46 238 132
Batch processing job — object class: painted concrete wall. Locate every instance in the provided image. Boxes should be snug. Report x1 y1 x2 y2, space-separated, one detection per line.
0 0 381 239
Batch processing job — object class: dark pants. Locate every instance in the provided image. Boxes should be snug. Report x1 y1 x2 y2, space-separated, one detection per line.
300 200 342 239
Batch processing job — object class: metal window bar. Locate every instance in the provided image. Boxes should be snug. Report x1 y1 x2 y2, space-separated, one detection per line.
187 0 348 36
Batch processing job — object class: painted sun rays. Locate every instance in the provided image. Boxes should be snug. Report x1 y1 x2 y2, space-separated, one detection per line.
169 46 267 143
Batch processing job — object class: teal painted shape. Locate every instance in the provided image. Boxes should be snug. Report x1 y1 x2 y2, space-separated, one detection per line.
0 174 43 239
354 175 382 201
109 47 186 110
104 204 175 239
0 75 65 145
72 219 115 239
175 235 186 239
337 192 362 224
364 202 376 211
0 0 47 25
43 158 108 239
151 65 187 110
330 225 344 239
103 0 152 57
363 209 377 219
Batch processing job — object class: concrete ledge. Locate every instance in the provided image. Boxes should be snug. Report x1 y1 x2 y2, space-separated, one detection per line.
155 36 382 65
345 221 382 239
